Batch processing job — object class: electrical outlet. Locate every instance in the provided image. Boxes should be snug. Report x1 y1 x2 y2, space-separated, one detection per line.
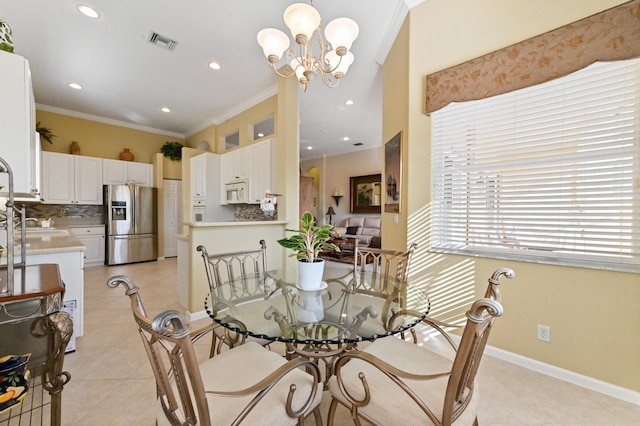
537 324 551 342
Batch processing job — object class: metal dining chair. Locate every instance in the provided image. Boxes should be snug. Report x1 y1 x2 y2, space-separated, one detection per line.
197 241 276 356
326 267 515 426
107 275 322 426
324 242 419 336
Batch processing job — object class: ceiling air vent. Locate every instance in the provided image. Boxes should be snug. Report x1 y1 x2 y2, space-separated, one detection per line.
148 32 177 51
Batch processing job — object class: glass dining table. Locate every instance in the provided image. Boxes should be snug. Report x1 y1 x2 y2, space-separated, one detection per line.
204 265 430 384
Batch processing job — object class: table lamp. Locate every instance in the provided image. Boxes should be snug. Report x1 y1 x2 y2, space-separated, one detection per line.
326 206 336 225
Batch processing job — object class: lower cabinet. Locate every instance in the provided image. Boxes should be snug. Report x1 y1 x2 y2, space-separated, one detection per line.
69 226 106 267
24 250 84 338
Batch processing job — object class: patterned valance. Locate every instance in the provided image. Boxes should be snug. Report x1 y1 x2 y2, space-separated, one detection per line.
425 0 640 115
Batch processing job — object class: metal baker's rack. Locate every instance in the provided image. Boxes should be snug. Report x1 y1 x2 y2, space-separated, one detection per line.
0 156 72 425
0 155 28 296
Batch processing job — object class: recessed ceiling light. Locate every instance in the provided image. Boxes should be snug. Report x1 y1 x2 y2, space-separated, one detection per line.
161 107 171 113
68 83 82 90
209 62 222 70
307 146 313 150
78 5 100 19
343 137 350 141
345 99 354 105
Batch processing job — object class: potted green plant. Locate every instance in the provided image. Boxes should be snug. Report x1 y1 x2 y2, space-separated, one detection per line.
160 141 184 161
35 122 56 144
278 211 339 290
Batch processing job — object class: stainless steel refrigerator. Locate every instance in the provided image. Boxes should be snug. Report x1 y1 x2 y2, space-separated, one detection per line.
104 184 157 265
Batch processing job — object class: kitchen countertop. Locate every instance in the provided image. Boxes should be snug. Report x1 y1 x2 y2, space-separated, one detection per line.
6 227 90 256
17 233 86 255
190 220 287 227
66 224 105 229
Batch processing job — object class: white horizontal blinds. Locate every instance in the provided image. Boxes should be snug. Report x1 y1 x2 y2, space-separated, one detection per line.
431 58 640 271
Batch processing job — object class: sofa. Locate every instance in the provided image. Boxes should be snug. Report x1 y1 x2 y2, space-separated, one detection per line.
333 216 381 248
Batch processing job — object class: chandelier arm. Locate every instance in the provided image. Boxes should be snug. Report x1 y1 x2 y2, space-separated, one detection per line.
324 54 344 74
319 69 340 88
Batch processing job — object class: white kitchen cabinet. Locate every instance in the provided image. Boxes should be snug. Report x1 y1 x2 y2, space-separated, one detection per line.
0 51 40 199
221 148 248 183
190 154 206 201
128 161 153 186
189 153 233 222
220 139 272 204
103 159 153 186
42 152 103 204
69 226 105 267
24 250 85 337
247 140 272 203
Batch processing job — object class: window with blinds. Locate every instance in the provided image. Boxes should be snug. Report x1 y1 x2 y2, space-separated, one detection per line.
431 57 640 272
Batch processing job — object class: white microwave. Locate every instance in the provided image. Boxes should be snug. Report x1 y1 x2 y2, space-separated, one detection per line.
224 179 249 204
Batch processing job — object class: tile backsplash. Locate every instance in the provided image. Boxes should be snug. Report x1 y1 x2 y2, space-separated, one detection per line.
234 204 278 221
19 202 276 225
22 203 102 223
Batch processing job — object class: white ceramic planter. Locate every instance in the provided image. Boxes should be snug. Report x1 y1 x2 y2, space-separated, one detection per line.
297 259 325 291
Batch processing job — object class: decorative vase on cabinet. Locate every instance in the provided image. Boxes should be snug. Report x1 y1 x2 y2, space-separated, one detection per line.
119 148 134 161
70 141 80 155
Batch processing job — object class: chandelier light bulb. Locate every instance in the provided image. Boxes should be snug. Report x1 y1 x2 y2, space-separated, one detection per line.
324 18 359 55
283 3 321 45
257 28 290 63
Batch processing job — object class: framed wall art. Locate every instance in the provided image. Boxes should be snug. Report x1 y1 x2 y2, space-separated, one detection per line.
350 174 382 214
384 131 402 213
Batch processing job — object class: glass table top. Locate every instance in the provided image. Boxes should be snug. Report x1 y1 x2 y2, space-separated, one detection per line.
204 267 430 345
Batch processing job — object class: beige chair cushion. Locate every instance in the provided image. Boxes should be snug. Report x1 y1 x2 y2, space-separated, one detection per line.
159 341 322 425
328 337 479 425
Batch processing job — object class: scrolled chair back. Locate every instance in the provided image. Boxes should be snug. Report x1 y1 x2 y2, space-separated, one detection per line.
196 240 267 300
108 274 323 426
107 275 210 424
328 267 515 426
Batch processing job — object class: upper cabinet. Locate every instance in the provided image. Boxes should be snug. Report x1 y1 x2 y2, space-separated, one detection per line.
190 154 206 202
220 139 272 204
41 152 103 204
246 140 272 203
0 52 40 199
103 159 153 187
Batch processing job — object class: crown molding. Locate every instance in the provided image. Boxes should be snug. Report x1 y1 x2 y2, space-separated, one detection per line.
376 0 426 65
37 83 279 141
36 104 185 139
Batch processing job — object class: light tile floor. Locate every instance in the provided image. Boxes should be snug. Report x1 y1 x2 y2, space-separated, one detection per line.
57 258 640 425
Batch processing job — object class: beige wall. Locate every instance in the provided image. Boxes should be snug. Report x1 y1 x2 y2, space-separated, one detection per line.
36 109 188 258
183 77 300 312
301 147 381 225
36 110 184 165
187 96 278 153
188 223 286 313
387 0 638 392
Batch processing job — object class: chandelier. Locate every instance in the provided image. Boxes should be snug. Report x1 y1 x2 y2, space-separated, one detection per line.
257 2 359 91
